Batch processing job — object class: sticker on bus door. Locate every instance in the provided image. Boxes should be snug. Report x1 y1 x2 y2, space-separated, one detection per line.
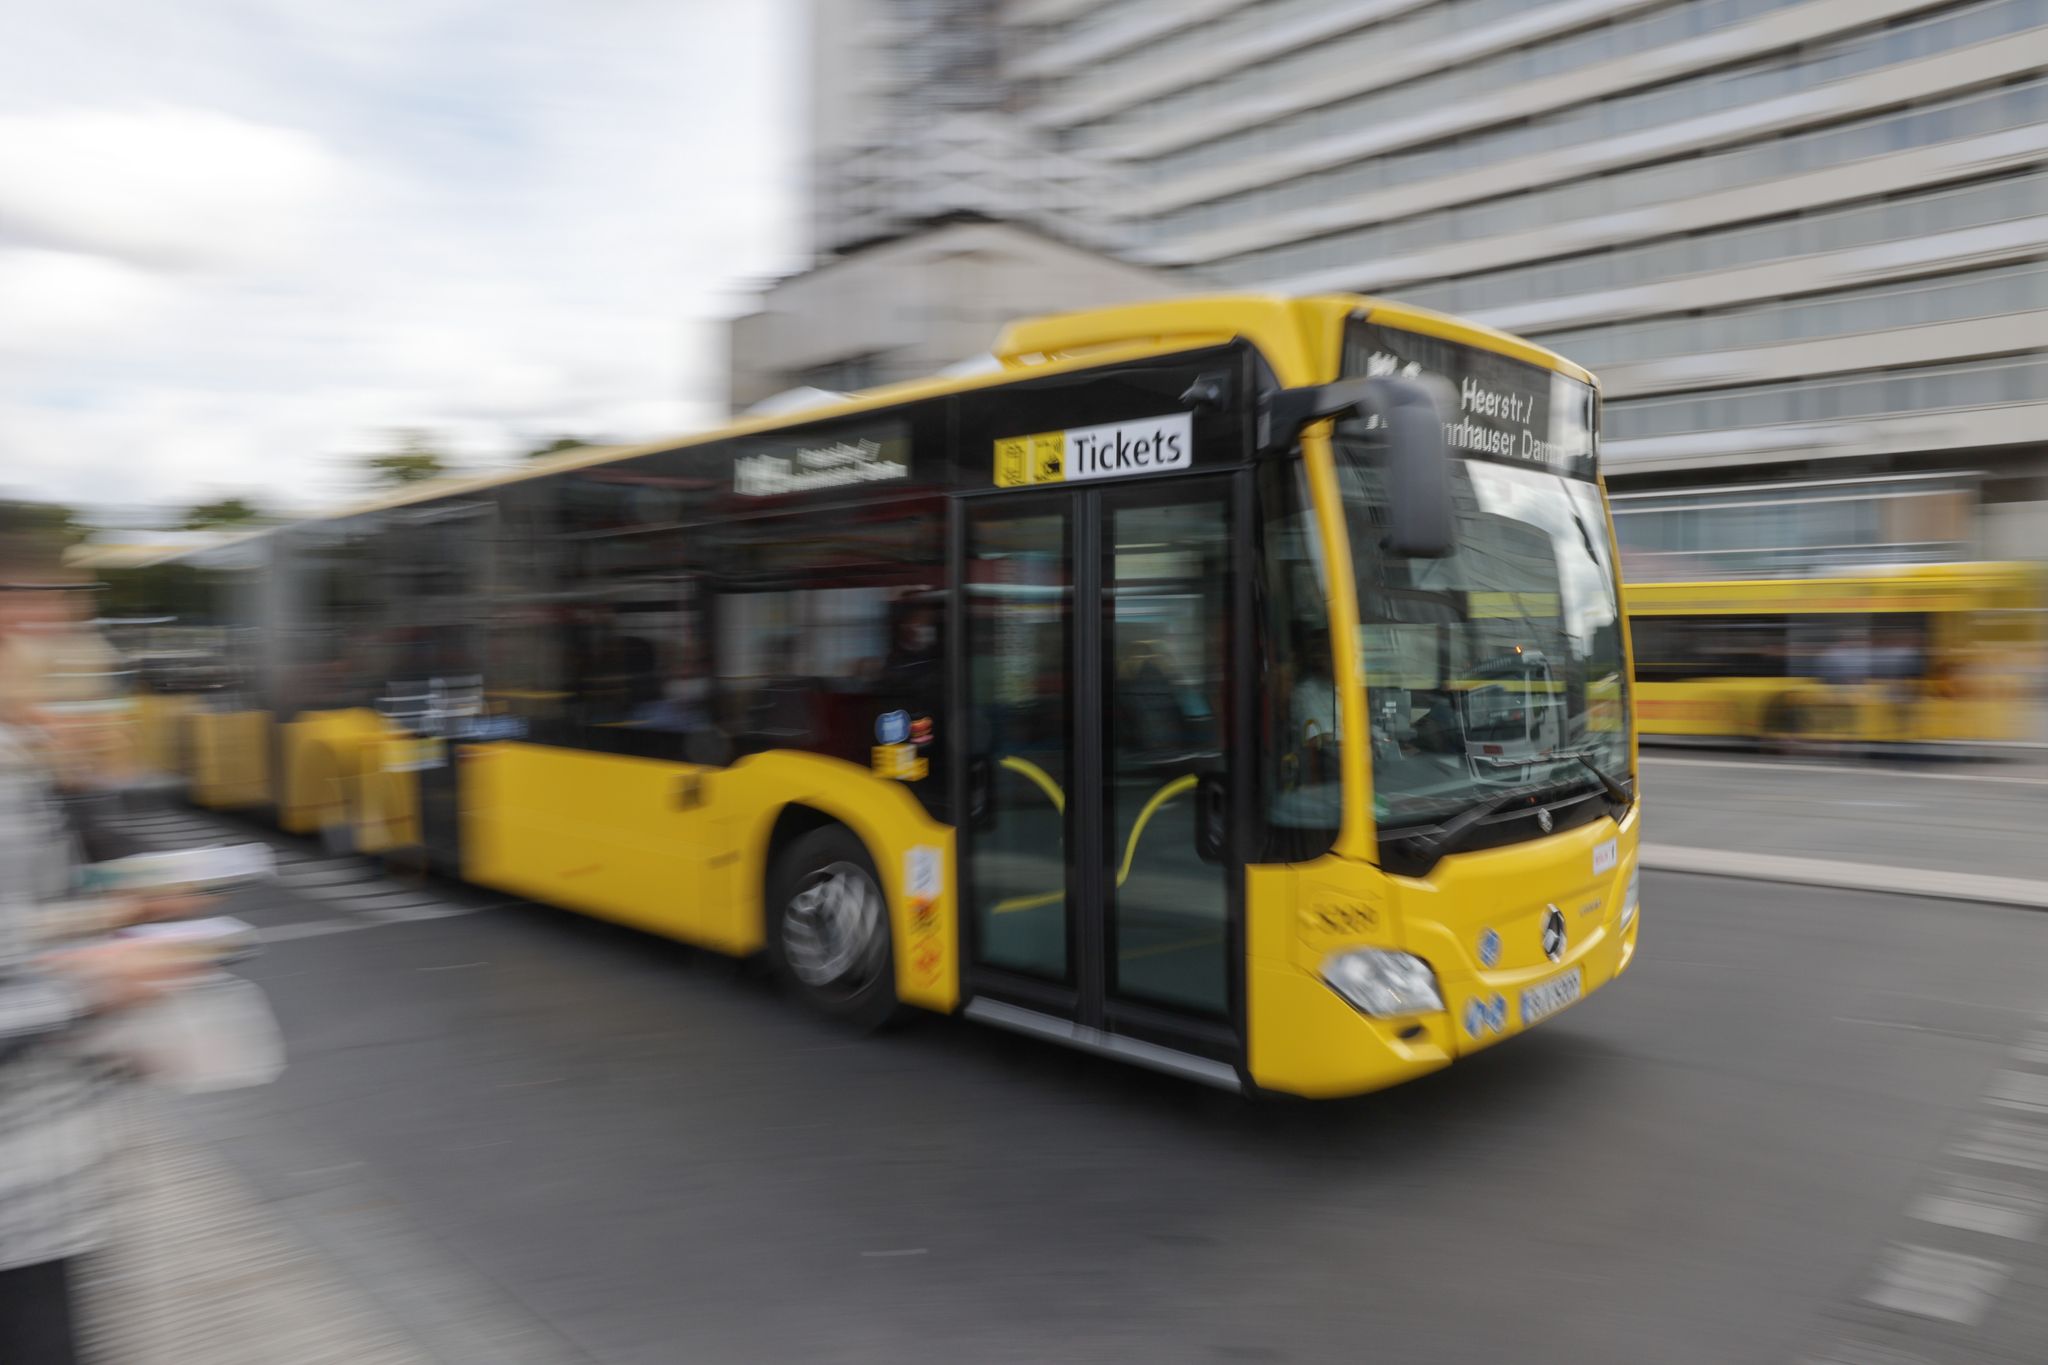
994 413 1192 487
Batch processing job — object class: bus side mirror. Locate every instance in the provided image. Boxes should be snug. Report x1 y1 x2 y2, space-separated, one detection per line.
1259 375 1454 559
1363 376 1454 561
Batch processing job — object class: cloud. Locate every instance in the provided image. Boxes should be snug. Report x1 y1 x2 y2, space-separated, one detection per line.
0 248 173 353
0 105 349 272
0 0 804 518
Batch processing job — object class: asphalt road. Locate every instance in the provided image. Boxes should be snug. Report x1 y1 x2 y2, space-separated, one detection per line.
106 776 2048 1365
1639 751 2048 882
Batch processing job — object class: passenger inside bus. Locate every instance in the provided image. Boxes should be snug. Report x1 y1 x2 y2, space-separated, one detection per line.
1289 625 1339 784
629 637 712 734
1114 638 1198 762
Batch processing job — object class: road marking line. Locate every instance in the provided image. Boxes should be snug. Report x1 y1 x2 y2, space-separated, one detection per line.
1986 1070 2048 1114
1908 1175 2044 1240
1862 1244 2008 1324
256 921 377 943
1642 754 2048 787
329 889 441 909
280 868 378 888
252 905 479 942
366 905 475 922
282 857 368 874
1834 1017 1938 1035
1802 1345 1938 1365
1642 845 2048 909
291 883 393 903
1948 1118 2048 1171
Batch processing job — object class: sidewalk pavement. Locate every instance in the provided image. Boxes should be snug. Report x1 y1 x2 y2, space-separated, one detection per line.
81 1098 435 1365
1637 750 2047 895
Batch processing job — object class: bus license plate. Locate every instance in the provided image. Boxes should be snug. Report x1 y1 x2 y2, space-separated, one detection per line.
1520 968 1583 1026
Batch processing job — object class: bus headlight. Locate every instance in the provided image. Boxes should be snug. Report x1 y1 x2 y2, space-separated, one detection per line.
1621 867 1639 931
1321 949 1444 1018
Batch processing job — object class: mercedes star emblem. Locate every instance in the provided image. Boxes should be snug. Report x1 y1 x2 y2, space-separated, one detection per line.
1536 807 1554 834
1541 905 1568 962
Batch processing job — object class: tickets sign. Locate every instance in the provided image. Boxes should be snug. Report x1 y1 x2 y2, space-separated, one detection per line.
995 413 1192 488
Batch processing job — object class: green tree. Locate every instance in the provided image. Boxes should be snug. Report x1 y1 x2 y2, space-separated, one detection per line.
0 498 86 549
181 495 264 530
363 430 450 486
524 436 591 460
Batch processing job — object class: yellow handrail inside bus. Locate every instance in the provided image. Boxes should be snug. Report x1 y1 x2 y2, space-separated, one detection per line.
988 768 1198 915
1116 774 1198 887
998 755 1065 814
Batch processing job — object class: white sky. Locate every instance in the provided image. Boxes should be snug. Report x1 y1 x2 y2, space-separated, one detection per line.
0 0 805 519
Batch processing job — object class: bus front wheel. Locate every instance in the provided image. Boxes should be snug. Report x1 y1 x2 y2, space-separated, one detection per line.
766 825 899 1029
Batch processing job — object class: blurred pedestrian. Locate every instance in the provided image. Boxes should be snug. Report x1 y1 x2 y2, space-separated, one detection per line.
0 534 137 859
0 529 198 1364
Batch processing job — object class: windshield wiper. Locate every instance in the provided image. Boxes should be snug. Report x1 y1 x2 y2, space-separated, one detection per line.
1568 751 1633 810
1391 777 1579 865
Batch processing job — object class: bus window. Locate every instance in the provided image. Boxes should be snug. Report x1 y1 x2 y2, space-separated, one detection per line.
1631 615 1795 681
1257 458 1338 861
541 478 710 755
711 499 948 811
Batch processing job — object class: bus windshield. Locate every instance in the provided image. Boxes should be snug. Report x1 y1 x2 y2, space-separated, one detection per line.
1335 325 1629 836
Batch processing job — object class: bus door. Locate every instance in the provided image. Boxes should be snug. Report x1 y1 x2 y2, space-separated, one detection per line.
959 475 1245 1077
376 499 492 868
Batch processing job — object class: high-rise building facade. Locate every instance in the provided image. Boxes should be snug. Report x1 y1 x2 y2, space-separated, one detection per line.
736 0 1167 413
809 0 1128 255
987 0 2048 559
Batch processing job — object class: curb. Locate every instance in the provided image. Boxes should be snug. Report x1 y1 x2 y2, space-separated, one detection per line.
1641 844 2048 911
1640 736 2048 763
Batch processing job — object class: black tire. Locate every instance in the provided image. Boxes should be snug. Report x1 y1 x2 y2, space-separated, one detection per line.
764 825 899 1029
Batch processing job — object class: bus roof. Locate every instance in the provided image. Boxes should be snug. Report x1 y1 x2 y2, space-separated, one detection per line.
147 293 1595 561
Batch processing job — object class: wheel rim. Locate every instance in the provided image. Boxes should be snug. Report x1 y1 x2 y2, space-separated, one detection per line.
782 860 886 992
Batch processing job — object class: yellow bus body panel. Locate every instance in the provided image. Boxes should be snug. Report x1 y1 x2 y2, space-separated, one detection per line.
278 708 392 835
1636 678 1802 738
1248 804 1639 1098
357 737 424 853
188 709 272 809
134 693 198 777
992 293 1592 394
1629 563 2044 743
460 743 959 1011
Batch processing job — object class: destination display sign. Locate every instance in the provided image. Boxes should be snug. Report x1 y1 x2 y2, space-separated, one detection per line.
1342 322 1597 480
733 419 910 497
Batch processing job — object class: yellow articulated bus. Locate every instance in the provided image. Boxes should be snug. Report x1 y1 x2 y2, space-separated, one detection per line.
141 295 1639 1098
1629 562 2044 748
